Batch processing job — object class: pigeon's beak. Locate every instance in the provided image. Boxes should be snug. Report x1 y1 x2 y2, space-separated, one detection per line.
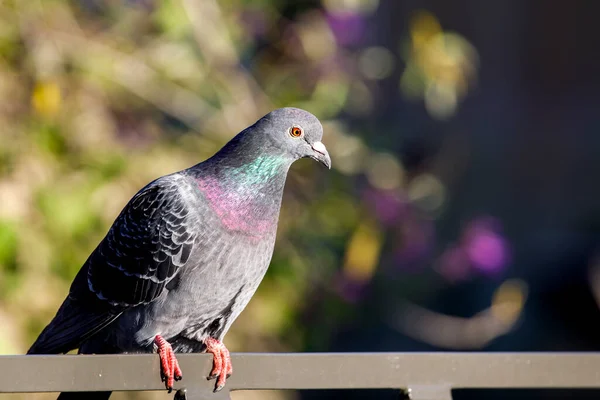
310 141 331 169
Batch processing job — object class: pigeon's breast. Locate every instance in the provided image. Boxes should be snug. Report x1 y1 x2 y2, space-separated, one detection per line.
120 221 277 350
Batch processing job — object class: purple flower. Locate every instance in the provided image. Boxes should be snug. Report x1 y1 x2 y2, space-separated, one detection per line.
462 217 511 276
363 188 408 226
436 216 511 282
438 245 470 282
239 9 269 39
334 271 369 303
325 12 366 47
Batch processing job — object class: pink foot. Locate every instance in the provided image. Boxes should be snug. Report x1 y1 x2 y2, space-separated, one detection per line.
204 337 232 392
154 335 183 392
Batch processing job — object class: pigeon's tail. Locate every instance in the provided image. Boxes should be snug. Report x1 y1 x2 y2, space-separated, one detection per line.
57 391 112 400
27 295 120 355
28 263 123 355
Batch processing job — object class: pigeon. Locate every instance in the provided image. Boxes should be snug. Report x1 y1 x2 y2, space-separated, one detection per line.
27 107 331 398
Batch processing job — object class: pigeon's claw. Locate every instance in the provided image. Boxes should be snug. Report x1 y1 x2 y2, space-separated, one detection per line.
204 337 232 392
154 335 183 393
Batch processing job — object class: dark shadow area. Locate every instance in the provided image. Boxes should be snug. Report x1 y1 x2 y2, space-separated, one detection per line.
454 389 600 400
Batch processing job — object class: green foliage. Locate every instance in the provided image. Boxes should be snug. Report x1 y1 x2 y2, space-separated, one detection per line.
0 221 18 273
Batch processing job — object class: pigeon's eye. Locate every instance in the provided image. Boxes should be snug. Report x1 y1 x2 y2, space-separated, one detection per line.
289 126 303 138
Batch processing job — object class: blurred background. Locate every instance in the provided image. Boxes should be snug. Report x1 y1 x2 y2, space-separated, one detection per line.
0 0 599 399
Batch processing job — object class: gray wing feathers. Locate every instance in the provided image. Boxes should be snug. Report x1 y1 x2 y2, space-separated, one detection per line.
87 177 197 307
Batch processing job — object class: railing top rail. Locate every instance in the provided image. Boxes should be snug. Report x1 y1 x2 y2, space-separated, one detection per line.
1 353 600 399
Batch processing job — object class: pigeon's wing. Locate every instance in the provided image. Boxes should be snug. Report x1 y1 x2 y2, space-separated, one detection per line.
28 178 198 354
87 180 196 307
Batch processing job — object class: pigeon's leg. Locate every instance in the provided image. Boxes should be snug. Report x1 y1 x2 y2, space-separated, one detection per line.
204 337 232 392
154 334 183 392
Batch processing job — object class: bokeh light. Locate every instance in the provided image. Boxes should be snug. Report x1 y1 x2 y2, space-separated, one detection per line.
399 10 479 119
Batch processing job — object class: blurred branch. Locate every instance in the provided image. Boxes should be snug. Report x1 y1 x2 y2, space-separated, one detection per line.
51 30 217 135
388 279 528 350
180 0 239 66
16 0 223 137
389 301 517 350
180 0 272 121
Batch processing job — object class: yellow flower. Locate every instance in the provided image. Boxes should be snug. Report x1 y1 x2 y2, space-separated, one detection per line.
31 81 61 117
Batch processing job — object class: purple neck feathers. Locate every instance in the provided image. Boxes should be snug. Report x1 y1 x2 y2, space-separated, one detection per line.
193 155 292 237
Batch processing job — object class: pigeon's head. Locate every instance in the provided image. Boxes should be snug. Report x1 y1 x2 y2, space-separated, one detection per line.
253 107 331 169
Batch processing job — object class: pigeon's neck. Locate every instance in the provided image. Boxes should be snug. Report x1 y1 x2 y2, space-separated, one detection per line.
193 153 292 236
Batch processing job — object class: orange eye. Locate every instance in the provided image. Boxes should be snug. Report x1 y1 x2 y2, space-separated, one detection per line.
289 126 303 137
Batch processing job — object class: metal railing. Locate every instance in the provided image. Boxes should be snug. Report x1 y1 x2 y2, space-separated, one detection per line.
1 353 600 399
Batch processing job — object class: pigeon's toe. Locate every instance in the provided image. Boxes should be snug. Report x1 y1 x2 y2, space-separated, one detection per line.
155 335 183 392
205 337 232 392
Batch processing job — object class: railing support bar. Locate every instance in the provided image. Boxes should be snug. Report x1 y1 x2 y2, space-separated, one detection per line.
407 385 453 400
174 387 232 400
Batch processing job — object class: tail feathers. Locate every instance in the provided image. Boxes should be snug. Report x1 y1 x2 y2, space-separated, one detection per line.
28 297 120 355
57 391 112 400
29 297 120 400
